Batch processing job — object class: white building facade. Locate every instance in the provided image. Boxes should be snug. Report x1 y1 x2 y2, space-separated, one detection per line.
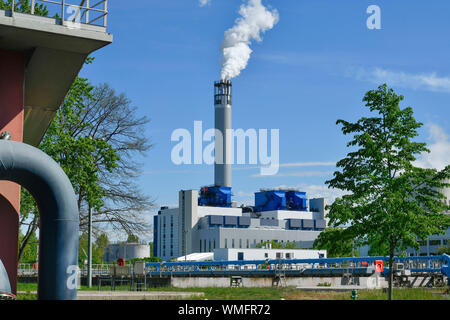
154 190 328 261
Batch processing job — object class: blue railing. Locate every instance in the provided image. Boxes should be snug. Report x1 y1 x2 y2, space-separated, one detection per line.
146 255 449 277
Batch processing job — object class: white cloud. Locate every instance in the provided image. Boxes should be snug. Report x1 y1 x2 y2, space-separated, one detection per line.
234 161 336 171
199 0 211 7
414 123 450 170
279 162 336 168
250 171 334 178
351 67 450 93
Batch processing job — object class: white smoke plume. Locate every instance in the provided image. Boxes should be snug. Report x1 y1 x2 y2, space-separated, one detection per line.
220 0 279 80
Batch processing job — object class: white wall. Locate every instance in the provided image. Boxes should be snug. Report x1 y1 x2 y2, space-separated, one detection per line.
197 206 243 217
259 210 313 220
214 248 327 261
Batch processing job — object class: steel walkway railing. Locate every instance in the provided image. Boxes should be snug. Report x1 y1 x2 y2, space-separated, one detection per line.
145 255 450 277
10 0 108 28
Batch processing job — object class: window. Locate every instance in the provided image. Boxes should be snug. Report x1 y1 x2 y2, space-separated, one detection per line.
204 239 207 252
214 239 216 249
239 239 242 248
444 239 448 246
225 239 228 248
276 252 283 259
286 253 291 259
246 239 249 249
200 240 202 252
209 240 211 252
429 240 441 246
264 253 268 258
232 239 235 248
418 240 427 246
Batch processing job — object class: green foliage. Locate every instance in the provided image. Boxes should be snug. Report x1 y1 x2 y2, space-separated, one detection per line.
313 227 355 257
436 246 450 255
40 77 119 209
255 240 297 249
78 232 110 266
127 234 139 243
326 84 450 254
18 231 38 263
20 189 36 222
326 84 450 299
130 256 162 264
0 0 49 16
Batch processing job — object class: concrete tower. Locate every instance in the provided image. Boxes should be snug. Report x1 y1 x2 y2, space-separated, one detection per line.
214 80 232 187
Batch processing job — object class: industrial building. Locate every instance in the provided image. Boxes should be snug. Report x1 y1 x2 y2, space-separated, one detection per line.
154 189 328 261
103 242 151 262
154 80 329 261
213 248 326 261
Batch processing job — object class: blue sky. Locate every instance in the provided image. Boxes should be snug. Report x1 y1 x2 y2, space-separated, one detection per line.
80 0 450 240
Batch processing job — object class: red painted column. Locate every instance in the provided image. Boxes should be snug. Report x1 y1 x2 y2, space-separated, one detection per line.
0 49 25 295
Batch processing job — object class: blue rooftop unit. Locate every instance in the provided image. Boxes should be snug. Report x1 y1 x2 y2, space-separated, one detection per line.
286 191 307 211
198 186 232 208
254 190 287 212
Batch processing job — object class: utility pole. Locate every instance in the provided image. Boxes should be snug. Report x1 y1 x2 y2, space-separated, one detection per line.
87 204 93 288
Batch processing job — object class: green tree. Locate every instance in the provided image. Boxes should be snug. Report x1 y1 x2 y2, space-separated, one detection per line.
127 234 139 243
436 246 450 255
326 84 450 300
19 66 153 261
313 228 355 258
0 0 49 16
94 233 109 263
255 240 298 249
78 232 109 266
18 231 38 263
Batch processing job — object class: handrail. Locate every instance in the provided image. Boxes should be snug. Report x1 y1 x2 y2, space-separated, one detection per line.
145 255 448 277
9 0 108 28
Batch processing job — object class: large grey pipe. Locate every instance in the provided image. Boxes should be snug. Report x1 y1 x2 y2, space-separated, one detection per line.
214 80 232 187
0 258 12 297
0 140 79 300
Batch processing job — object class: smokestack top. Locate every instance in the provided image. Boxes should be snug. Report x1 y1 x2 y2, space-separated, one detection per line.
214 80 232 106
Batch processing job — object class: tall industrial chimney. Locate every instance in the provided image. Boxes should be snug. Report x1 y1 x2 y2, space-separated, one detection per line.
214 80 232 187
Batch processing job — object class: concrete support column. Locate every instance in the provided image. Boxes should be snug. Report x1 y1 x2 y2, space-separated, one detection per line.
0 48 25 295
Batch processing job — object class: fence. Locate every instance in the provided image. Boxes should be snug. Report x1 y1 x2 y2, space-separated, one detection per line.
17 255 450 278
145 255 450 277
10 0 108 28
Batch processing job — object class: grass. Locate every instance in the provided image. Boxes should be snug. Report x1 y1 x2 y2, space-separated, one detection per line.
15 282 449 300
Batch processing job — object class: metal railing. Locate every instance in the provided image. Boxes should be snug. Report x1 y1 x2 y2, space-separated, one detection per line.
145 255 450 277
17 263 38 276
18 263 115 277
79 264 114 277
10 0 108 28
